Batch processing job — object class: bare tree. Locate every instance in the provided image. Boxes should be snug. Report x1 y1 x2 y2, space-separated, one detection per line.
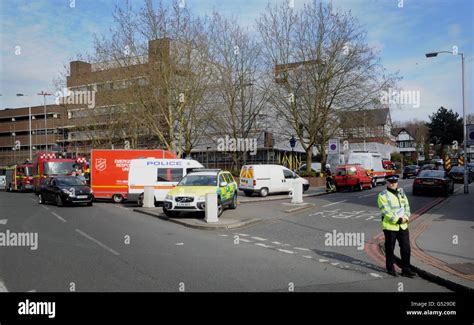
257 0 398 171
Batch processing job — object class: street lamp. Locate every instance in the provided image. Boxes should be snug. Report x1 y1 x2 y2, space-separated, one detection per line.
426 50 468 194
289 136 296 171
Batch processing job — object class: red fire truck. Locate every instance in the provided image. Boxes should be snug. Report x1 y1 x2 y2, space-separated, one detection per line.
32 151 87 193
5 163 35 192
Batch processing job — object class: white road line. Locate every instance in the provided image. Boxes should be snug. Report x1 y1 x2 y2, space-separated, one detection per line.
51 212 66 223
302 255 313 259
271 241 282 245
175 243 184 246
239 238 251 243
254 243 273 248
318 259 329 263
114 205 129 210
219 234 228 237
358 193 377 198
236 233 249 237
0 280 8 292
277 249 294 254
251 236 267 241
28 289 37 292
369 273 383 278
0 219 7 225
294 247 310 251
330 262 340 266
282 244 291 247
41 205 50 211
322 200 347 208
75 229 120 256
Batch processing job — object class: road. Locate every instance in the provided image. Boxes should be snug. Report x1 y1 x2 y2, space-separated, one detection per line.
0 178 456 292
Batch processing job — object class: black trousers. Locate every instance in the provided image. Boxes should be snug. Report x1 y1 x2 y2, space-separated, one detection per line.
383 228 411 272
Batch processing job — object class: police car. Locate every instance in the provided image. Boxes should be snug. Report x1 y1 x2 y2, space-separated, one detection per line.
163 169 238 217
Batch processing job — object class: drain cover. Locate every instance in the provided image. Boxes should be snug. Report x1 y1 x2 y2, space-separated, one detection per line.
447 262 474 275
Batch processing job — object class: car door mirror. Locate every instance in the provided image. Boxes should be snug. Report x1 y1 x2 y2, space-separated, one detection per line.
220 181 227 187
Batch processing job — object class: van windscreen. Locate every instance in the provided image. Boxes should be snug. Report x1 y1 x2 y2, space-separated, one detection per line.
336 169 346 176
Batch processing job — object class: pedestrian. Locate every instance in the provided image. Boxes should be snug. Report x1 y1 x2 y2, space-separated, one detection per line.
377 174 416 278
325 164 336 193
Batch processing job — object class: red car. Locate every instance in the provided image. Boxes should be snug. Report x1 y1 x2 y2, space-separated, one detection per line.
335 164 373 191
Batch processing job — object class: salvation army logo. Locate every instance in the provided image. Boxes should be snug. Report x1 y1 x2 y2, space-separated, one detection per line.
95 158 107 172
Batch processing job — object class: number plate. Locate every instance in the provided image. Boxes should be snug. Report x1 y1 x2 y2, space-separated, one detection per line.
77 195 88 199
423 181 434 185
176 202 191 207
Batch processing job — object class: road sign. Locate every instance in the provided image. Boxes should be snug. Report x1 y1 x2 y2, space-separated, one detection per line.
328 138 339 154
467 124 474 146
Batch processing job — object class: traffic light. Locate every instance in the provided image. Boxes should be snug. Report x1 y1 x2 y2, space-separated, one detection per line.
443 155 451 171
458 155 464 166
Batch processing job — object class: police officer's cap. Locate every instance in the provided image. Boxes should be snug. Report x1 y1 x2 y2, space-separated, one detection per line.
385 174 399 182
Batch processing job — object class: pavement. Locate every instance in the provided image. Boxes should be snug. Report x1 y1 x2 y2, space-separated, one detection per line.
398 183 474 291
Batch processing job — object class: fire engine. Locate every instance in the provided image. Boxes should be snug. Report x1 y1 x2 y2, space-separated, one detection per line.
4 163 35 192
32 151 87 193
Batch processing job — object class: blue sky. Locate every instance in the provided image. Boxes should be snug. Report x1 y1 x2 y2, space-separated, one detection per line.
0 0 473 123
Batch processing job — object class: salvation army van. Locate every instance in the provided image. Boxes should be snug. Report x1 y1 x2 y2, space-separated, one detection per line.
239 164 309 197
128 158 204 206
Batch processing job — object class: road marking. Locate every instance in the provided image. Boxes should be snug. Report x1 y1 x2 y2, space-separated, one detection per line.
75 229 120 256
255 243 273 248
322 200 347 208
0 219 7 225
236 233 249 237
175 243 184 246
294 247 310 251
277 249 294 254
318 259 329 263
251 236 267 241
239 238 251 243
358 193 377 198
330 262 340 266
219 234 228 237
41 205 50 211
369 273 383 278
0 280 8 292
28 289 37 292
51 212 66 223
271 241 282 245
114 205 129 210
302 255 313 259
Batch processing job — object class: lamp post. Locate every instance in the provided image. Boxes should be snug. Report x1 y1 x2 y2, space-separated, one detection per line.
426 50 468 194
38 91 52 155
289 136 296 171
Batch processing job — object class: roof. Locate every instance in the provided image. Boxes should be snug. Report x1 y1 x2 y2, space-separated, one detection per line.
339 108 391 128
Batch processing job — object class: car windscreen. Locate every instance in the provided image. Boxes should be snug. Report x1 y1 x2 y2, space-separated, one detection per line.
178 174 217 186
24 167 33 176
157 168 183 182
418 170 444 178
43 162 77 175
450 167 464 173
55 177 85 186
405 165 416 170
336 169 346 176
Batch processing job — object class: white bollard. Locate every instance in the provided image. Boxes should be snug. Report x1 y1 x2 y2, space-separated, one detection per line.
143 186 155 208
205 192 219 223
291 181 304 204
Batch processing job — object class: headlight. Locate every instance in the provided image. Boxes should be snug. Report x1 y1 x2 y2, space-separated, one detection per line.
165 194 173 201
61 189 71 195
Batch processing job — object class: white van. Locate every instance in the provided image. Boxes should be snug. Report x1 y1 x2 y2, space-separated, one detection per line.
128 158 204 206
239 164 309 197
347 151 386 185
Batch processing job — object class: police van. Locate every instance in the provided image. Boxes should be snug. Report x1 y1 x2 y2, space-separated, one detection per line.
127 158 204 206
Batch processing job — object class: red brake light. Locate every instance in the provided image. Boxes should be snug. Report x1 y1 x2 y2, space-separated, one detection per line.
414 179 422 184
253 180 256 186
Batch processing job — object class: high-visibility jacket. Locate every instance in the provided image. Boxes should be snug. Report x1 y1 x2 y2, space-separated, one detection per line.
377 188 411 231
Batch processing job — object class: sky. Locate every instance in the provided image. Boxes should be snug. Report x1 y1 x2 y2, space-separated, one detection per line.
0 0 473 123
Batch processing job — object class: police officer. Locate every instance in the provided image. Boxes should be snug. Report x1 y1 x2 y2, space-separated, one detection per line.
377 174 416 277
325 164 335 193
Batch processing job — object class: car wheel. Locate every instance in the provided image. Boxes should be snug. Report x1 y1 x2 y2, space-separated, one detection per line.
443 188 449 197
7 184 11 192
412 189 418 196
137 194 144 207
402 175 406 179
450 184 454 194
357 182 363 191
335 185 341 192
20 184 25 192
243 190 253 197
303 184 310 192
217 199 224 217
87 201 93 206
259 187 269 197
372 179 377 188
229 193 237 209
56 194 64 207
38 193 44 204
163 206 180 217
112 194 123 203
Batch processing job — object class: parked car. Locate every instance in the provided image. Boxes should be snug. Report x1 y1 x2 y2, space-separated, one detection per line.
448 166 473 183
38 176 94 206
297 162 322 175
413 170 454 197
163 169 237 218
334 164 373 191
402 165 420 179
421 164 437 171
239 164 309 197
